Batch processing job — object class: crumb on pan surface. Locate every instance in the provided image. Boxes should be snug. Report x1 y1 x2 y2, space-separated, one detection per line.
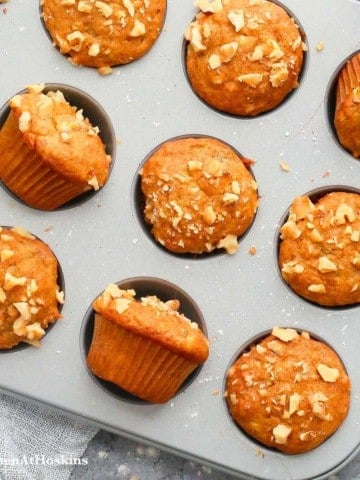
279 192 360 306
41 0 167 71
225 327 351 454
140 136 259 255
185 0 305 116
334 52 360 159
0 226 63 349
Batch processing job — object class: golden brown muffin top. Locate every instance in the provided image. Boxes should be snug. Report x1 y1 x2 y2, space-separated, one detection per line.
334 52 360 159
92 284 209 363
41 0 166 73
141 137 259 255
225 327 351 454
0 227 63 349
9 84 110 190
279 192 360 306
185 0 305 116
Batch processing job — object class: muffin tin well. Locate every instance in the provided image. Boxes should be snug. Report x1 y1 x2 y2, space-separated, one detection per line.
0 1 359 479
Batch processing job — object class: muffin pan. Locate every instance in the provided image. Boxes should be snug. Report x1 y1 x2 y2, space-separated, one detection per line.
0 1 359 479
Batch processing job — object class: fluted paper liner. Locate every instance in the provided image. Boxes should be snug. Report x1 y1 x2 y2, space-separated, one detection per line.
87 314 198 404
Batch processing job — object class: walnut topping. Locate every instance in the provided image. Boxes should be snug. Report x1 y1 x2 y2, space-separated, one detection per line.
187 160 203 171
273 424 292 444
13 302 31 321
130 19 146 37
317 364 340 382
237 73 263 87
217 234 238 254
353 253 360 267
267 340 283 354
26 322 45 340
78 1 92 12
231 181 241 195
88 176 99 190
12 226 35 239
56 289 65 304
195 0 223 12
88 43 100 56
220 42 238 62
61 0 76 4
292 36 302 50
95 0 113 16
310 228 324 242
203 205 217 225
334 203 356 224
18 111 31 132
115 298 132 314
269 62 289 87
4 272 27 291
272 327 298 342
250 45 263 61
208 54 221 70
317 256 337 273
352 86 360 103
229 393 238 405
185 23 206 52
13 317 27 337
308 284 326 294
288 392 301 415
299 431 314 441
123 0 135 16
256 344 266 354
222 192 239 204
268 39 284 60
98 66 113 75
350 230 360 242
227 9 245 32
280 214 301 240
281 261 304 274
66 31 85 52
0 248 14 262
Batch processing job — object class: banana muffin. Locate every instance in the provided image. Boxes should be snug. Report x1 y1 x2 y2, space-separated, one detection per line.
185 0 305 116
279 192 360 306
87 284 209 403
334 52 360 158
0 84 111 210
225 327 351 454
0 226 63 349
41 0 166 74
140 136 259 255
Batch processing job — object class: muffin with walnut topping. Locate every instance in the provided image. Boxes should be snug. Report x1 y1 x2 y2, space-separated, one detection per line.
0 84 111 210
0 226 63 349
185 0 305 116
140 136 259 255
334 52 360 158
278 191 360 306
87 284 209 403
41 0 166 74
225 327 351 454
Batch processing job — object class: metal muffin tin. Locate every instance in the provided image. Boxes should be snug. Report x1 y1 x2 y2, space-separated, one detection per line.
0 1 359 478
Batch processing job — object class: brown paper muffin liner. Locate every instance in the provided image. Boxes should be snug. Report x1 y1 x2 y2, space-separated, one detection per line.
87 314 199 404
336 53 360 107
0 111 89 210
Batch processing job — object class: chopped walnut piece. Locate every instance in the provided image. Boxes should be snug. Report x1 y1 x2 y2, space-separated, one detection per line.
281 261 304 274
317 256 337 273
13 302 31 321
280 214 301 240
66 31 85 52
130 19 146 37
269 62 289 87
195 0 223 12
4 272 27 290
317 364 340 382
272 327 298 342
222 192 239 204
237 73 263 87
229 393 238 405
18 111 31 132
310 228 324 242
353 253 360 267
98 66 113 75
208 54 221 70
95 0 113 17
316 41 325 52
115 298 132 315
12 227 35 240
123 0 135 16
185 23 206 52
88 43 100 56
280 161 290 172
78 1 92 12
267 340 283 354
26 322 45 340
227 9 245 32
220 42 238 62
203 206 217 225
13 317 27 337
273 424 292 444
217 234 238 254
88 176 99 190
56 289 65 304
334 203 356 224
308 284 326 294
0 248 14 262
250 45 263 61
292 36 302 51
187 160 203 171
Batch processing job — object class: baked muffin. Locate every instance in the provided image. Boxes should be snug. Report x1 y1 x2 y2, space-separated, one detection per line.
87 284 209 403
0 84 111 210
225 327 351 454
41 0 166 74
140 136 259 254
0 226 63 349
334 52 360 158
278 192 360 306
185 0 305 116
